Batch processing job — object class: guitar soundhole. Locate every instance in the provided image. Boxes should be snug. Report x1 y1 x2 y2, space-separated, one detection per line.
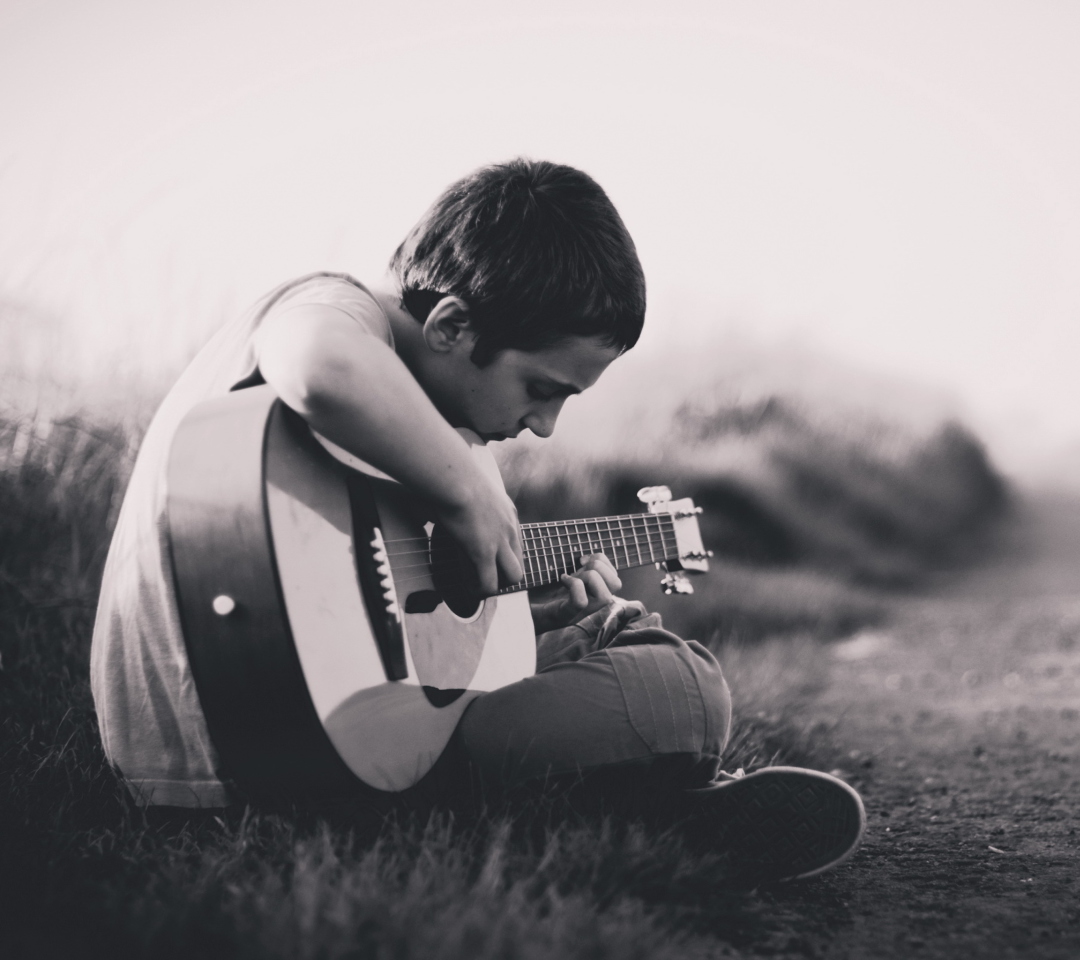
429 525 483 619
423 686 467 707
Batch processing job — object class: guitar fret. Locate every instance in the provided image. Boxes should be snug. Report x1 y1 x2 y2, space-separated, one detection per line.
615 516 631 569
550 526 563 580
556 522 571 579
538 530 552 582
601 518 616 566
658 518 677 560
588 519 600 560
635 514 653 564
644 515 657 563
613 516 630 570
568 520 581 571
523 528 535 587
525 527 541 587
653 516 672 561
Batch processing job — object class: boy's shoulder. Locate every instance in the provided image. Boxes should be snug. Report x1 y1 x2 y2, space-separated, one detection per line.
257 273 392 345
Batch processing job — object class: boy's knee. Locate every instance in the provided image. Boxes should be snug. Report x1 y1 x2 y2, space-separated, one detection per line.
676 637 733 757
604 628 732 760
686 640 733 754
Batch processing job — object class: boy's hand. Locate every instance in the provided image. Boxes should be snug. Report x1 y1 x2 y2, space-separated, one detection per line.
530 553 622 633
435 477 523 597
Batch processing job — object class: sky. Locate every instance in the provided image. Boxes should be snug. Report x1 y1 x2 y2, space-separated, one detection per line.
1 0 1078 484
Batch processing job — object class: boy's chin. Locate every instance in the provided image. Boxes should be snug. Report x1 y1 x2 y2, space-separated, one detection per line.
452 425 516 445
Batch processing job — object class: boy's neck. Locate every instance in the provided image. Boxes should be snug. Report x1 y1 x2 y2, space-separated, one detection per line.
368 280 427 368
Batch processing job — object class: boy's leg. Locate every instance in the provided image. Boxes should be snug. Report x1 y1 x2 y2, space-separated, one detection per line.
457 623 731 791
451 609 866 883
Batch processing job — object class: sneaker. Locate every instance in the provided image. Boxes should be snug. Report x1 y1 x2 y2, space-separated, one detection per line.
681 766 867 884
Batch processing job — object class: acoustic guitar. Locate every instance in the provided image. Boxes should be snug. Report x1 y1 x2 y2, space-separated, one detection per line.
167 385 710 801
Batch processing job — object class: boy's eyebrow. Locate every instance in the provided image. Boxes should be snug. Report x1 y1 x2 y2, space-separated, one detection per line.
535 377 582 395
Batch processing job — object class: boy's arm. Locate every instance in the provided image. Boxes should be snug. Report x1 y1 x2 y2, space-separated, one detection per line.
255 305 523 596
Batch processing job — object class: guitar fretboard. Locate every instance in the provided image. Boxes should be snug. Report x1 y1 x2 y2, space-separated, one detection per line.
499 512 678 594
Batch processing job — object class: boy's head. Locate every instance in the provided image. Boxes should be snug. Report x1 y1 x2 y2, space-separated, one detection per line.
389 159 646 367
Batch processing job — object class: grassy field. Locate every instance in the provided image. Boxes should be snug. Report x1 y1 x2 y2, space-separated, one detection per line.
0 397 1015 958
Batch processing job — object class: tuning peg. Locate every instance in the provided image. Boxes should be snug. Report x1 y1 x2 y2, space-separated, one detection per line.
660 570 694 595
637 485 672 506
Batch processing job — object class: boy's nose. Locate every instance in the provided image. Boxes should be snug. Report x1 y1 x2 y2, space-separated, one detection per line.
524 401 564 439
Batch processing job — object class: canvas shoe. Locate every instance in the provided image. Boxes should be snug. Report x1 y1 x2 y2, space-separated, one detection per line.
681 766 867 884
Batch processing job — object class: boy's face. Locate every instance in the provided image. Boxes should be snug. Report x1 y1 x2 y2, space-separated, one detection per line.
429 333 622 442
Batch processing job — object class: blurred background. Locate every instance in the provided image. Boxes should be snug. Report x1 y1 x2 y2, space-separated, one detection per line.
2 0 1078 638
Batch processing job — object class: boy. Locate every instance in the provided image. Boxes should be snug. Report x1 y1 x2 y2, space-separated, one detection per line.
91 159 865 882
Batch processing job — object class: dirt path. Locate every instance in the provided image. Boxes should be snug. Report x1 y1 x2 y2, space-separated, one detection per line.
757 493 1080 958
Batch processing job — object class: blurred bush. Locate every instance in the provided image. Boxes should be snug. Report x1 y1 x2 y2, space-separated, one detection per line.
511 396 1007 587
503 395 1009 641
0 412 131 609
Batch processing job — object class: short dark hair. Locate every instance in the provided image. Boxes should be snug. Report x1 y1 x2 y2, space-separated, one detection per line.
389 159 646 365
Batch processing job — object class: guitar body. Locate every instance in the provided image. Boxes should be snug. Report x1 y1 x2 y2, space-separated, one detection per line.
167 385 534 800
167 385 708 803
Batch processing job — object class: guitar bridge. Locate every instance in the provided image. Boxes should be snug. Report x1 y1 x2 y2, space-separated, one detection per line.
370 527 401 622
345 472 409 681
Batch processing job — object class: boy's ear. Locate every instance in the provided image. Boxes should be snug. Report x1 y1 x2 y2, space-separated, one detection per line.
421 297 476 354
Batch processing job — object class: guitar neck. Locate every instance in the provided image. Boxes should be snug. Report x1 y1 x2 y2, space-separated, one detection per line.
500 512 678 594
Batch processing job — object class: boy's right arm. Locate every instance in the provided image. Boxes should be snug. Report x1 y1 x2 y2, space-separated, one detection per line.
255 305 523 596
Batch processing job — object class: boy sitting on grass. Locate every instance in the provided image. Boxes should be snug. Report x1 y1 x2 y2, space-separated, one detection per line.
91 158 865 883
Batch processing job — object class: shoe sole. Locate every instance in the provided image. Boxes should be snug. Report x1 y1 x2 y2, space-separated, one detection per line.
686 766 867 883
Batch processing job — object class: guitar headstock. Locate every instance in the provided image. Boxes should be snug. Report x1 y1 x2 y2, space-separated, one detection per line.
637 486 713 594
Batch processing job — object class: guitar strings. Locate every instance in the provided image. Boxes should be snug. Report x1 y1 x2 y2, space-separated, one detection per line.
383 526 679 567
385 541 681 583
375 511 682 547
385 531 683 592
379 519 678 554
381 522 676 555
384 522 679 567
383 528 681 572
387 542 685 593
383 526 679 570
382 529 679 564
363 512 684 595
382 531 682 591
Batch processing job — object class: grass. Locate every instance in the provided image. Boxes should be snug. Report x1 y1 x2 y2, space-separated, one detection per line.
0 394 1004 958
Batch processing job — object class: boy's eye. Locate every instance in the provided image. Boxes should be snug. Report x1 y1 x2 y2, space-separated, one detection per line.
528 385 557 401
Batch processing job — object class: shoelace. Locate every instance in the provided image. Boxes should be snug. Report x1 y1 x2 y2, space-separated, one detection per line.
683 767 746 795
